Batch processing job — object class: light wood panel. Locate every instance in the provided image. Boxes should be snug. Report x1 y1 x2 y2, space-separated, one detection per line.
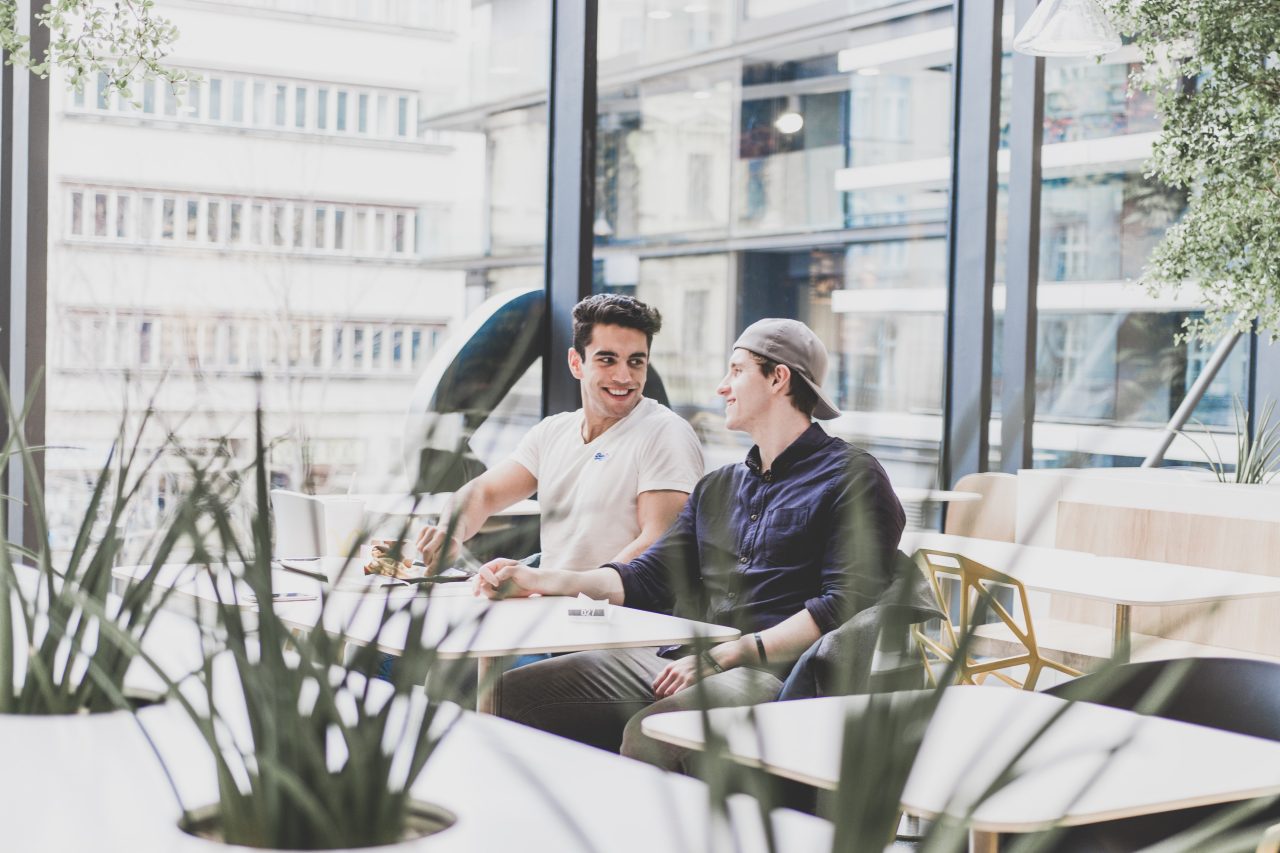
945 472 1018 542
1052 501 1280 656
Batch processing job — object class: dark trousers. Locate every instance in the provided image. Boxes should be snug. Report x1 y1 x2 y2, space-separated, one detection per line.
497 646 783 771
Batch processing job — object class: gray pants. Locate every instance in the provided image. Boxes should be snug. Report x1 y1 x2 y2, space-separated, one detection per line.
497 646 784 771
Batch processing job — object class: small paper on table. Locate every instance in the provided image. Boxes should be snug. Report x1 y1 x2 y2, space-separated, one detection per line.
565 592 611 622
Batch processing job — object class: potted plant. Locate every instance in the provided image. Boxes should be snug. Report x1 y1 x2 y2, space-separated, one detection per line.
105 409 485 850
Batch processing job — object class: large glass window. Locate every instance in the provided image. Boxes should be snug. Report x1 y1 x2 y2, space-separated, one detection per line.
593 3 954 486
1010 50 1247 468
45 0 546 554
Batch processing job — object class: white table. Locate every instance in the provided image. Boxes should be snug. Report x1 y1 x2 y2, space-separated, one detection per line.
0 696 831 852
899 531 1280 661
279 584 740 713
115 562 740 714
642 685 1280 852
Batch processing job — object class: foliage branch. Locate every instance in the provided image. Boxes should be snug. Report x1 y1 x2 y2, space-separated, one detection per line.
0 0 190 98
1111 0 1280 341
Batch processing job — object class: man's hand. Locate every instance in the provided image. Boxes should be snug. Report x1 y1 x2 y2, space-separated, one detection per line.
474 558 541 599
651 653 720 698
415 523 462 573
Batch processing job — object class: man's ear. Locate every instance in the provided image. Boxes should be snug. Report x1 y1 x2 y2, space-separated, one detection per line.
771 363 791 394
567 347 584 380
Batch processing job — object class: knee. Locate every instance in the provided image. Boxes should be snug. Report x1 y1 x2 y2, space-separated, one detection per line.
620 707 686 772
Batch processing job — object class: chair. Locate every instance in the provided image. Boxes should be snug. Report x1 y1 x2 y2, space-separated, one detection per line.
944 472 1017 542
777 550 943 700
912 548 1081 691
1037 658 1280 852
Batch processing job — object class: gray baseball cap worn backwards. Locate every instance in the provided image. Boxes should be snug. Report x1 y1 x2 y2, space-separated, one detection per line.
732 318 841 420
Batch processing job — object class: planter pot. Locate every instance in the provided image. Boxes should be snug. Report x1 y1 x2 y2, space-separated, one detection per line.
0 707 173 850
178 801 457 851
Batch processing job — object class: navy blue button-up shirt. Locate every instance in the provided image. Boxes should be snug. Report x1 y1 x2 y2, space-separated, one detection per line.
608 424 905 639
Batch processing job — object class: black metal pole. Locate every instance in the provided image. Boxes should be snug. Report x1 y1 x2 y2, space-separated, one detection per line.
1001 0 1044 473
0 0 49 552
942 0 1002 487
542 0 598 417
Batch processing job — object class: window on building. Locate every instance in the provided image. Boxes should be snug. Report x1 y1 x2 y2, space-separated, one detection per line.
317 88 329 129
209 77 223 121
161 198 176 239
207 200 220 243
336 91 348 131
232 79 246 123
295 86 307 129
275 83 288 126
116 195 130 239
69 191 83 235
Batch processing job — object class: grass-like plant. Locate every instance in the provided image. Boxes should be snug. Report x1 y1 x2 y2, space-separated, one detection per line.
0 374 196 715
1179 397 1280 485
110 408 486 849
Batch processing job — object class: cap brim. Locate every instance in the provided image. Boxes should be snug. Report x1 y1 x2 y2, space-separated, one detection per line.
798 374 841 420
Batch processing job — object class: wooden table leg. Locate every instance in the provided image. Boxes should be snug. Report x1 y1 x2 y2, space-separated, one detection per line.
970 829 1000 853
476 656 506 715
1113 604 1132 663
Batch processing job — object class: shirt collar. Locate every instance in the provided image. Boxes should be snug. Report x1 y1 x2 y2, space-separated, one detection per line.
745 422 827 478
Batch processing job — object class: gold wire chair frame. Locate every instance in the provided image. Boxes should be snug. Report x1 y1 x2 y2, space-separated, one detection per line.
911 549 1082 691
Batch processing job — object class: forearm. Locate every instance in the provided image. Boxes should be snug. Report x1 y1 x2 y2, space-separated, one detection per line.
441 482 488 543
531 566 627 604
709 610 822 669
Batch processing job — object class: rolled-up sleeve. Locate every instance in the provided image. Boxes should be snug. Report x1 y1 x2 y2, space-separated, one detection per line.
606 489 701 615
805 452 905 633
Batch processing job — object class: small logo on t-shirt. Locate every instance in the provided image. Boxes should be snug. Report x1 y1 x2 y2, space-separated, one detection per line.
592 451 609 462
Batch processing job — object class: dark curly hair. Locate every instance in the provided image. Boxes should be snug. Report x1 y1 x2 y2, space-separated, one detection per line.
571 294 663 357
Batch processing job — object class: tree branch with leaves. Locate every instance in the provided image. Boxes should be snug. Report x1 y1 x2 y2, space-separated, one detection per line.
0 0 190 99
1111 0 1280 342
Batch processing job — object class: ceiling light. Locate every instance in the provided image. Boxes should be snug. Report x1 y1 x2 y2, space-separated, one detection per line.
1013 0 1121 57
856 67 881 76
648 9 672 20
692 90 711 100
774 111 804 135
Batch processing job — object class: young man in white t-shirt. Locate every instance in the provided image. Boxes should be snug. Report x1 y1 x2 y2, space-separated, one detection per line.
414 294 704 573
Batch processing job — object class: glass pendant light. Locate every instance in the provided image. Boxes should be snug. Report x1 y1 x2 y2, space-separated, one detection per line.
1013 0 1121 57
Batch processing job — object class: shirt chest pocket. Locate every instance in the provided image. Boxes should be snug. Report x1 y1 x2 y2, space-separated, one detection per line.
761 506 812 566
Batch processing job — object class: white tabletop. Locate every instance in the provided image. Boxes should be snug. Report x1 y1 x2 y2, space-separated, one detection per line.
0 697 830 852
115 562 740 661
279 585 740 660
899 531 1280 607
642 685 1280 833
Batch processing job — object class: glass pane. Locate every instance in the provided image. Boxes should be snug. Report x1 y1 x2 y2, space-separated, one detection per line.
594 2 954 488
1024 50 1247 469
47 0 550 551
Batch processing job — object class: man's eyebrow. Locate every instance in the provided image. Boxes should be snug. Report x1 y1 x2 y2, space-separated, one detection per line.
628 351 649 359
593 349 618 358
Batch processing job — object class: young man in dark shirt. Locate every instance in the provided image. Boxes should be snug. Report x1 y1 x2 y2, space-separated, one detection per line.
473 318 906 768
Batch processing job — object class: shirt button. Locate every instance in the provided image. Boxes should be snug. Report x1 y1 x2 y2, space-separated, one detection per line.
739 555 748 564
727 591 737 599
750 513 758 521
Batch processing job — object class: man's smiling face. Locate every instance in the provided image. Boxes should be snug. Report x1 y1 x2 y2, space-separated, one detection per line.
569 323 650 424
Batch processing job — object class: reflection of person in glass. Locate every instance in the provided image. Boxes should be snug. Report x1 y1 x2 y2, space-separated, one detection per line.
414 294 703 576
477 318 905 771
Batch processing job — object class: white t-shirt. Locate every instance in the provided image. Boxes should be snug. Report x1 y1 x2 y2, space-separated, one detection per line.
510 397 704 572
